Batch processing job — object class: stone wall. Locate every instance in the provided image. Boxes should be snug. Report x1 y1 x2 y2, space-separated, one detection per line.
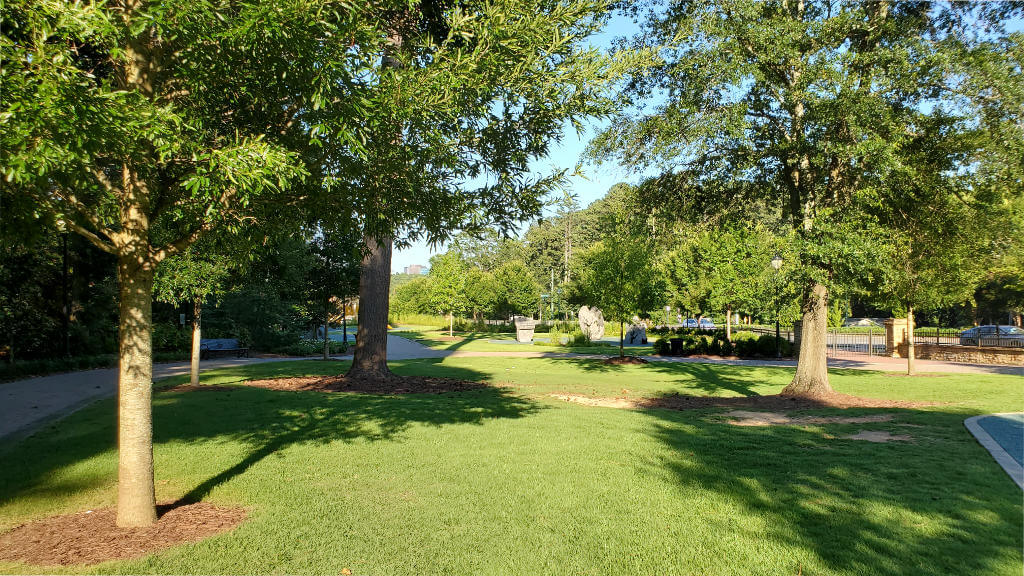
885 318 1023 366
910 343 1024 366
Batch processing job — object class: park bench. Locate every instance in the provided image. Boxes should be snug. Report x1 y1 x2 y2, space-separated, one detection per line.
199 338 249 360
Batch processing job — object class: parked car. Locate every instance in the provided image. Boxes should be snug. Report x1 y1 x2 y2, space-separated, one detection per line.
698 318 716 330
684 318 699 329
959 325 1024 347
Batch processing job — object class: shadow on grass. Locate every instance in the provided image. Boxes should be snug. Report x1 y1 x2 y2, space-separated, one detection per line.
637 403 1023 575
551 356 785 396
0 361 539 511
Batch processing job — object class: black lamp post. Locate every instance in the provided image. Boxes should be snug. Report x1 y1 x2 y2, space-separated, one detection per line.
771 254 783 358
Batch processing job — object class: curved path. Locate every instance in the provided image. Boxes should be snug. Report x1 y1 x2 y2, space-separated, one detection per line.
964 414 1024 489
1 333 1020 443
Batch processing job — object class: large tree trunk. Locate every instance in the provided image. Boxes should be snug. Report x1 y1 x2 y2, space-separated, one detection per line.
347 235 393 378
906 305 916 376
190 299 201 387
781 282 834 398
116 251 158 527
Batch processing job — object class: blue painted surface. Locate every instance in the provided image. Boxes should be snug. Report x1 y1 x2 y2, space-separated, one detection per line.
978 414 1024 466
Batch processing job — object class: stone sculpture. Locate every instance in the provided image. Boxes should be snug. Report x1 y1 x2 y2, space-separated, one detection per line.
577 306 605 341
625 323 647 345
513 315 537 343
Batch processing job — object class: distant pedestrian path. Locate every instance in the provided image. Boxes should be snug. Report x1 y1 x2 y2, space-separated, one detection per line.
0 356 297 442
2 334 1018 444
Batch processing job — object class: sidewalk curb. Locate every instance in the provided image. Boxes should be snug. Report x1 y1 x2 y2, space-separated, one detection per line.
964 414 1024 490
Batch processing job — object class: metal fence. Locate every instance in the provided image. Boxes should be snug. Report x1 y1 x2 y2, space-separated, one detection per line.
825 327 886 357
742 324 884 358
913 328 962 347
915 327 1024 349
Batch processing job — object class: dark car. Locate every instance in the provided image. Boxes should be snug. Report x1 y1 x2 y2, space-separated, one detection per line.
959 325 1024 347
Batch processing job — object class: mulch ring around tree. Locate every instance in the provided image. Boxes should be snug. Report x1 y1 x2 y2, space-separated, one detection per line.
0 502 246 567
242 374 487 394
551 391 938 412
603 355 649 365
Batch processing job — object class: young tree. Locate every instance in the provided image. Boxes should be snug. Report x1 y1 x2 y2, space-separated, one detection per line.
574 239 665 357
308 226 362 360
339 0 642 379
2 0 372 526
464 268 499 323
427 252 469 337
589 1 1023 397
154 249 231 386
665 226 782 340
493 262 542 319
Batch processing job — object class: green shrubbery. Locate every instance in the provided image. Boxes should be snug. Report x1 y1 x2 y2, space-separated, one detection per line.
152 322 192 352
276 340 350 357
653 329 793 358
535 327 593 348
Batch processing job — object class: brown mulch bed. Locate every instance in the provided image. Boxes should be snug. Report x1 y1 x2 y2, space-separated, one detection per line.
643 391 937 411
0 502 246 567
242 374 486 394
552 391 937 412
603 356 649 365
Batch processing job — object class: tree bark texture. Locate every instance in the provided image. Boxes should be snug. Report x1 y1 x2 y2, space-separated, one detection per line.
619 320 624 357
781 282 834 398
726 308 732 342
116 250 158 527
191 299 201 387
347 235 393 378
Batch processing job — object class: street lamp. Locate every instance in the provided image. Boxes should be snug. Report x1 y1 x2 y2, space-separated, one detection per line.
664 305 671 326
770 254 783 358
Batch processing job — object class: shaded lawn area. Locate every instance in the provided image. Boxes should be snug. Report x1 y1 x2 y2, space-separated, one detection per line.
395 328 655 356
1 358 1021 574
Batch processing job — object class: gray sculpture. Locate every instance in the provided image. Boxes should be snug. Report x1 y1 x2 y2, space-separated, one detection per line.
625 323 647 345
513 315 538 343
577 306 605 341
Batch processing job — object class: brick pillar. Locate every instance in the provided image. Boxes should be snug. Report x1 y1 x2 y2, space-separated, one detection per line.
885 318 908 358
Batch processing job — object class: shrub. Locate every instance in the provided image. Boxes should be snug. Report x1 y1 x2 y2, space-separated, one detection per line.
756 334 792 357
732 331 759 357
653 337 671 355
276 339 350 357
152 322 191 352
568 330 592 347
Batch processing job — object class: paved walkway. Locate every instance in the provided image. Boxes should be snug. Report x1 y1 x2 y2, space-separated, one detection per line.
965 413 1024 489
0 356 300 442
2 334 1020 443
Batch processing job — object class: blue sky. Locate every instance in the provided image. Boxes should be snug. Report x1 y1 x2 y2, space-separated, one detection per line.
393 10 1024 272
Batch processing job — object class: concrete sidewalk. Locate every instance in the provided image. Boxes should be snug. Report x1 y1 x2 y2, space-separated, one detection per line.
0 334 444 443
0 356 300 442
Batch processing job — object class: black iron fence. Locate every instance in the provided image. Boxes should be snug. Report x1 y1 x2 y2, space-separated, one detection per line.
915 327 1024 349
743 324 885 357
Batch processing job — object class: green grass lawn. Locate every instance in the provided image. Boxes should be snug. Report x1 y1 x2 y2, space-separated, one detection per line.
395 328 655 356
1 358 1021 574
